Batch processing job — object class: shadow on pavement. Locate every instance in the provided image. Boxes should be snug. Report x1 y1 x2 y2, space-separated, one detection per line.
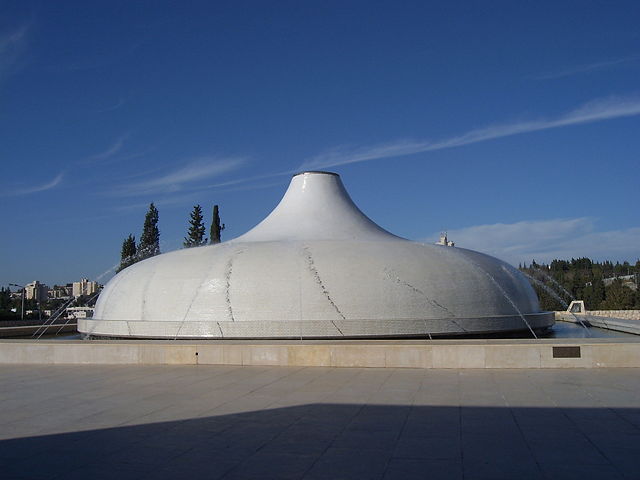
1 404 639 480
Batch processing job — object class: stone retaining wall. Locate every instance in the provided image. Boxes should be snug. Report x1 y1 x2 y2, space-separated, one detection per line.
1 339 639 368
586 310 640 320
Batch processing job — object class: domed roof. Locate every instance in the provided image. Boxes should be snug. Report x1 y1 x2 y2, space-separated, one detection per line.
235 171 396 242
81 171 553 339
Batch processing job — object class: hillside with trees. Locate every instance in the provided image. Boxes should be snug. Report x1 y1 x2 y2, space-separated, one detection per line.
520 258 640 311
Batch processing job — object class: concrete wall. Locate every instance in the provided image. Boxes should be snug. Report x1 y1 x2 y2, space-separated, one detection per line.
0 324 77 338
587 310 640 320
1 339 639 368
556 311 640 335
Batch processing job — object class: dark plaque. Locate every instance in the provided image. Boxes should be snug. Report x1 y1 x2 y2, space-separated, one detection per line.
552 346 581 358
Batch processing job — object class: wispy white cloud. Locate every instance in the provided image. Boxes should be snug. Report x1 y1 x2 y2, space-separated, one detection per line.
112 180 282 217
83 132 130 164
425 218 640 266
301 95 640 170
535 55 640 80
3 173 64 196
210 180 284 194
97 97 126 112
200 168 297 189
111 157 246 197
112 192 203 212
0 22 30 82
51 39 145 72
0 24 28 56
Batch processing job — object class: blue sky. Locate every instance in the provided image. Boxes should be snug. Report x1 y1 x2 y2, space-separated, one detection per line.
1 0 639 287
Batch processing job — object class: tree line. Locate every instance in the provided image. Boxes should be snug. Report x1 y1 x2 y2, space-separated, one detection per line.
117 203 225 273
520 258 640 311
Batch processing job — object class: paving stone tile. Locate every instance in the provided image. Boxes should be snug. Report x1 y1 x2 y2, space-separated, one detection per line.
383 458 462 480
538 462 625 480
461 433 532 463
331 429 399 451
223 452 318 479
462 459 544 480
304 447 391 480
260 428 337 455
393 435 460 460
57 462 151 480
527 435 610 465
144 458 240 480
1 366 640 480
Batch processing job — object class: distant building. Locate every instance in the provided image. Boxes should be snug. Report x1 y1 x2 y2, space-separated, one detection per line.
436 232 455 247
603 274 638 290
24 309 53 318
49 285 72 299
25 281 49 301
66 306 94 319
72 278 100 298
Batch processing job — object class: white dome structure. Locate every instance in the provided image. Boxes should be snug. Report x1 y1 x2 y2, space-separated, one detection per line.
80 171 553 339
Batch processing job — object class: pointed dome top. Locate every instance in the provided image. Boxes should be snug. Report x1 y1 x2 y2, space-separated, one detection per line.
235 171 401 242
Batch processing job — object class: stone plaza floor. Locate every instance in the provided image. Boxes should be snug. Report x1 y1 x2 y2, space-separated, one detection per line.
0 365 639 479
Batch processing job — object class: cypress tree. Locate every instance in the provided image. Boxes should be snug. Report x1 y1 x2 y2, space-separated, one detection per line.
138 203 160 260
116 234 137 272
184 204 207 248
0 287 11 311
210 204 225 244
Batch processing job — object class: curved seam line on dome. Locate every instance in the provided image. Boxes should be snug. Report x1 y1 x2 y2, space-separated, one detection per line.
174 253 216 339
175 246 241 338
302 246 345 336
140 264 158 321
225 249 245 322
383 268 456 318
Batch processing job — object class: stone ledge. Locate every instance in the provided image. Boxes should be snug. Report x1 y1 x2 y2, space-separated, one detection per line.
1 338 639 368
0 324 78 338
588 310 640 320
556 312 640 335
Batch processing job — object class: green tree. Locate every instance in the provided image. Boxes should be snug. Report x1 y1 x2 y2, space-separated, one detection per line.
116 234 137 273
210 204 225 244
184 204 207 248
601 279 635 309
138 203 160 260
521 256 640 311
590 276 606 310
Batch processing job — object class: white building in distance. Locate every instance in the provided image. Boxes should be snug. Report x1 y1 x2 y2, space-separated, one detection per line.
66 306 94 319
49 285 72 299
25 281 49 301
72 278 100 298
